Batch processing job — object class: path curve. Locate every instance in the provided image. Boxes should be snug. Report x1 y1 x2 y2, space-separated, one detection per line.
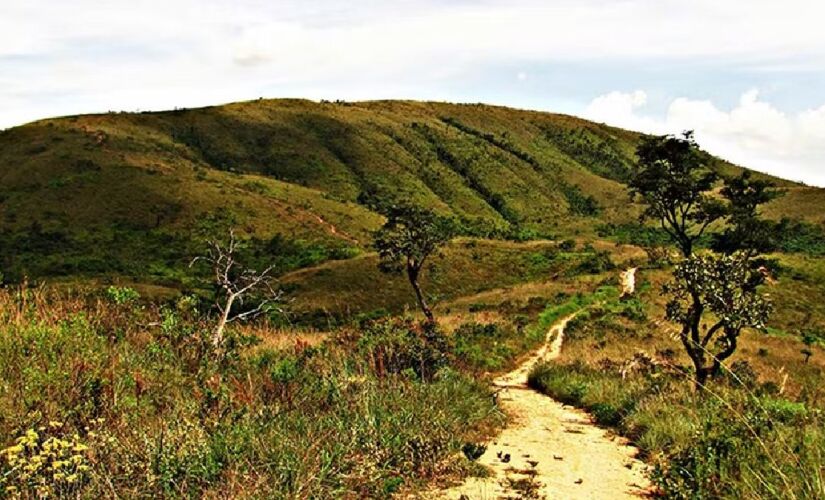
437 315 651 499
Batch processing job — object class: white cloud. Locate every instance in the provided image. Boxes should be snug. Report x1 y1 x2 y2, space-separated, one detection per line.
584 89 825 186
583 90 662 134
2 1 825 124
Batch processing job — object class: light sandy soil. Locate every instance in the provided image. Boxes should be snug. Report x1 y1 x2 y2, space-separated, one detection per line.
436 315 652 499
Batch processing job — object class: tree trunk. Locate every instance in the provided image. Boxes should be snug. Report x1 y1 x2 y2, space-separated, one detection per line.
695 365 712 391
407 263 434 324
213 293 235 347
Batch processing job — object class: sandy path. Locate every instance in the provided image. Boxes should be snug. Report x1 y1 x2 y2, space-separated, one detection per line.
437 316 651 499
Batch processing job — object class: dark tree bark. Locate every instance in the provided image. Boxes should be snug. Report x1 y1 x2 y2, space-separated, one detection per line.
407 260 434 324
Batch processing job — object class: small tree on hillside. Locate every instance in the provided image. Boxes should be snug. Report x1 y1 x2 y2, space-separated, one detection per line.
665 254 772 389
630 132 782 389
373 204 456 324
191 229 283 348
800 328 824 364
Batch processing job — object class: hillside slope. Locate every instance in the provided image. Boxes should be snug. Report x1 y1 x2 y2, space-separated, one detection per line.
0 98 816 285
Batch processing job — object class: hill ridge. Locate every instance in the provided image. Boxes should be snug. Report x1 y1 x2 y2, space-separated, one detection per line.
0 98 820 285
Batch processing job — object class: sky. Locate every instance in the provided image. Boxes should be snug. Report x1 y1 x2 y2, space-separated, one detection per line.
2 0 824 185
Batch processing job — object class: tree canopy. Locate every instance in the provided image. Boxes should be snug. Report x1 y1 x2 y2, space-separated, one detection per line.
373 204 457 323
630 131 726 257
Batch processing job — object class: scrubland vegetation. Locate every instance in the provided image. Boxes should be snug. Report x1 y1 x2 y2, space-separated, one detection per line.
530 282 825 499
0 285 510 497
3 99 825 498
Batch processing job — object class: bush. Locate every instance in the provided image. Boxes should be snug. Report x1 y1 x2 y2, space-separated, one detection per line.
572 250 615 275
355 317 449 380
559 239 577 251
105 286 140 305
452 322 521 372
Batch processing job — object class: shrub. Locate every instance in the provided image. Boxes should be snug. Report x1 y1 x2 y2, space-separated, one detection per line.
452 322 519 372
573 250 615 275
105 286 140 305
559 239 577 251
355 317 449 380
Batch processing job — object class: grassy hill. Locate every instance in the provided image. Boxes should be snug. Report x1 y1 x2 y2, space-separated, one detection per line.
3 98 825 499
0 98 819 289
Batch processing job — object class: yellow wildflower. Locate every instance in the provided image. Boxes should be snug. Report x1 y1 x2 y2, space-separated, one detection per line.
2 443 24 456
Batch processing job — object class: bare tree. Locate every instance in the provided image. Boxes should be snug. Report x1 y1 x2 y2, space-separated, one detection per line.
191 229 283 347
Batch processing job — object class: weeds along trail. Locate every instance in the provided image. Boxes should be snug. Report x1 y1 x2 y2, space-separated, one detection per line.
438 313 651 499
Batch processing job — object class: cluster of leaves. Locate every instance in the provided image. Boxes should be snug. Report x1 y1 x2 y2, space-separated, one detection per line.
629 132 728 257
666 254 771 334
711 172 785 256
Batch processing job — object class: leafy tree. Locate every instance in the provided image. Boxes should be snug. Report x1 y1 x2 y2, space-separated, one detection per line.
665 253 772 389
631 132 781 389
630 131 726 257
713 171 784 256
373 204 456 324
800 328 824 363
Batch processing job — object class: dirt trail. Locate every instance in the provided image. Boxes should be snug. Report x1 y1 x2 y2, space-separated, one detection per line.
437 315 651 499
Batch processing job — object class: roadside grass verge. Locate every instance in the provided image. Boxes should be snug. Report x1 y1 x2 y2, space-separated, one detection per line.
529 351 825 498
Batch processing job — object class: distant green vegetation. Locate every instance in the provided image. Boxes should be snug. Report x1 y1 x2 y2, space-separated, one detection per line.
539 124 635 182
281 239 616 326
2 98 805 288
0 226 358 286
597 218 825 259
773 218 825 256
597 222 675 248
